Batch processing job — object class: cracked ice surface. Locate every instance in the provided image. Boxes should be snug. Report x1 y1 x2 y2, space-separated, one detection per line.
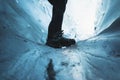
0 0 120 80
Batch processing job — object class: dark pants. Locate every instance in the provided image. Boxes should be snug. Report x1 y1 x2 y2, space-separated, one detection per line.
48 0 67 39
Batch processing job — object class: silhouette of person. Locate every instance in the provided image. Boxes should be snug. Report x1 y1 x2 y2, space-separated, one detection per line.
46 0 76 48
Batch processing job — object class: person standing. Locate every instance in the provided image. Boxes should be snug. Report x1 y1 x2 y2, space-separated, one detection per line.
46 0 76 48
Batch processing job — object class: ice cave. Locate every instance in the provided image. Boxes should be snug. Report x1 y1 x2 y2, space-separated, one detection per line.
0 0 120 80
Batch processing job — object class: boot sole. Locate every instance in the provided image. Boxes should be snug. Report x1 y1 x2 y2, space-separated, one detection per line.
46 40 76 48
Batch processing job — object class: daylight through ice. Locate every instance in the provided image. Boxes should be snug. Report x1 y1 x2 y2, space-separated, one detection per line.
16 0 103 41
1 0 120 80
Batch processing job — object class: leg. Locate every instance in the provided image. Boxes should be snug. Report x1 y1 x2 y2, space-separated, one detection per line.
47 0 67 39
46 0 76 48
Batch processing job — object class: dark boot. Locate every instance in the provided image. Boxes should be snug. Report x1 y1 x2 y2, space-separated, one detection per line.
46 31 76 48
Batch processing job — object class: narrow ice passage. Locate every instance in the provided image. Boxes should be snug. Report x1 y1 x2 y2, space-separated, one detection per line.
0 0 120 80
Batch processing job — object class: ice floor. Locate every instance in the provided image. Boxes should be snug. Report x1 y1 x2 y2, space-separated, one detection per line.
0 27 120 80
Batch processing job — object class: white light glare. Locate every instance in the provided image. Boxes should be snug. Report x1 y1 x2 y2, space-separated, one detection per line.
65 0 102 40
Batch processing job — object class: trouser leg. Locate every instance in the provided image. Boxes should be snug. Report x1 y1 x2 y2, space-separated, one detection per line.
47 0 67 39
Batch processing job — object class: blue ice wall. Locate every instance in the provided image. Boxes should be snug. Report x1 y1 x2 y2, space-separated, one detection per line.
0 0 50 44
95 0 120 34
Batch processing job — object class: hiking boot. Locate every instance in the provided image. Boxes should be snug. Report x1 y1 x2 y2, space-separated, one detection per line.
46 31 76 48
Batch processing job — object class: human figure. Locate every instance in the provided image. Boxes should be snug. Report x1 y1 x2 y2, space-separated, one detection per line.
46 0 76 48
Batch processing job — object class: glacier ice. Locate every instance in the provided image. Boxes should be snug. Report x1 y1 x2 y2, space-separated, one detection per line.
0 0 120 80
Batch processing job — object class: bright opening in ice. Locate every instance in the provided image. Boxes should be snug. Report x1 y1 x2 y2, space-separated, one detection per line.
18 0 103 42
63 0 102 40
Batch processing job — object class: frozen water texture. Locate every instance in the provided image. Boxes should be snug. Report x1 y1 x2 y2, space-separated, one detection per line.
0 0 120 80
